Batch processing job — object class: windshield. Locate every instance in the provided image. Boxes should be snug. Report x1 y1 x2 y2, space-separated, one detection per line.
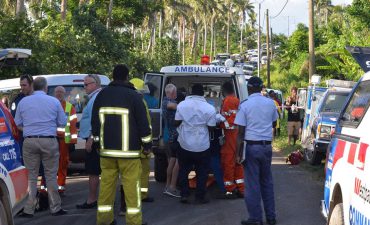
48 86 88 114
320 92 349 113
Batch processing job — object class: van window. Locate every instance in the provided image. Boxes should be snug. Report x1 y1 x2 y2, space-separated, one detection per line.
144 75 162 109
341 80 370 126
48 86 88 113
320 92 349 113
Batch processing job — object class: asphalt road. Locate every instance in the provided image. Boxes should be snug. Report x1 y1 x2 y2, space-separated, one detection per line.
14 152 326 225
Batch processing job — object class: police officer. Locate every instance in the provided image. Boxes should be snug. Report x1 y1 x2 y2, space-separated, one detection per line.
91 64 152 225
235 76 278 225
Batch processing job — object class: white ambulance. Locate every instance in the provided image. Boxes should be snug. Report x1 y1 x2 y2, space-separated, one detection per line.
144 64 248 182
0 74 110 163
322 47 370 225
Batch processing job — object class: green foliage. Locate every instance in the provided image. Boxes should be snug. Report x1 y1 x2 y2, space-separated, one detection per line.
152 38 180 70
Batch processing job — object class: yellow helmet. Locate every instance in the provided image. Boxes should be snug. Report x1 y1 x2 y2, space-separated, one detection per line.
130 78 149 94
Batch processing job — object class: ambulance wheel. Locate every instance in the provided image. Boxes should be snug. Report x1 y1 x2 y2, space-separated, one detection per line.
304 137 323 165
329 203 344 225
0 200 9 225
154 153 168 183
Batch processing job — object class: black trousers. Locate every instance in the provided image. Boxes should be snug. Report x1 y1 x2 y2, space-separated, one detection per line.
178 146 211 200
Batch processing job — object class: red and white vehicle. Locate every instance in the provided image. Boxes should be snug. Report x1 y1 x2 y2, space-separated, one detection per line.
0 48 31 225
322 47 370 225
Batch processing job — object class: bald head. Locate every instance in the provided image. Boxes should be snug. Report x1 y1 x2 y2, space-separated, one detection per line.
54 86 66 102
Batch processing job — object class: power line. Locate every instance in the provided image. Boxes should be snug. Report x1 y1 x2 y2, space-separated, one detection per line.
271 0 289 19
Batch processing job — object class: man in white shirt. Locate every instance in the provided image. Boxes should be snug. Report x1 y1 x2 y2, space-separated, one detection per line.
175 84 217 204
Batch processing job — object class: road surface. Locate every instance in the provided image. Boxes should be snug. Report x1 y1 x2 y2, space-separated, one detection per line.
15 152 326 225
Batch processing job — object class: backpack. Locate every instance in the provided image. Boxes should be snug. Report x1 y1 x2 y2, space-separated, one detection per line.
286 150 304 165
35 190 49 212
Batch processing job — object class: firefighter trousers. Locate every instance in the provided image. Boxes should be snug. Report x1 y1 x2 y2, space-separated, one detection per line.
140 155 150 199
57 139 69 189
221 129 245 193
97 157 142 225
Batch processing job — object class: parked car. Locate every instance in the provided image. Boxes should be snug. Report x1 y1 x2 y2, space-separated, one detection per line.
243 64 254 75
144 65 248 182
0 48 30 225
215 53 231 66
322 46 370 225
302 84 354 165
261 56 268 65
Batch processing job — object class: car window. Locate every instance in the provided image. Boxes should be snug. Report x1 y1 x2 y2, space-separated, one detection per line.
341 80 370 126
48 86 88 114
321 92 349 113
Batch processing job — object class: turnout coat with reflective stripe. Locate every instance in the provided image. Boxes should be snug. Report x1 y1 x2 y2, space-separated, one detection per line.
91 81 152 158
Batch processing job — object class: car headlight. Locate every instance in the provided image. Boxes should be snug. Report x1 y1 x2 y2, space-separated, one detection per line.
319 124 331 139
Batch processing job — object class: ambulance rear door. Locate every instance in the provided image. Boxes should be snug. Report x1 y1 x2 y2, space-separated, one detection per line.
144 73 164 141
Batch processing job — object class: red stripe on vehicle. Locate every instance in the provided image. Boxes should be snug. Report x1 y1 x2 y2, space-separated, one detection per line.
347 143 358 165
357 143 368 170
9 168 29 201
333 139 346 168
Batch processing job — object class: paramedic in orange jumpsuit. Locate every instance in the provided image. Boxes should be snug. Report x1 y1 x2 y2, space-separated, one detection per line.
54 86 78 193
220 81 244 198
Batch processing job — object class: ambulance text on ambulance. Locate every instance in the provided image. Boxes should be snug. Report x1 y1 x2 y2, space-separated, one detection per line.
174 66 231 73
349 205 370 225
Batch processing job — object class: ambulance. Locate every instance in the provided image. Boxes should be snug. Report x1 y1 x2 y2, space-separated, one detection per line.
0 74 110 163
0 48 30 225
144 63 248 182
322 47 370 225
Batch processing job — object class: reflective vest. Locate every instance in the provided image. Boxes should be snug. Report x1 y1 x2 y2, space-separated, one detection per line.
95 105 152 158
221 95 240 130
57 101 78 144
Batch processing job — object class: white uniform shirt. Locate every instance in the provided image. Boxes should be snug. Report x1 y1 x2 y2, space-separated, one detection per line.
175 95 217 152
235 93 279 141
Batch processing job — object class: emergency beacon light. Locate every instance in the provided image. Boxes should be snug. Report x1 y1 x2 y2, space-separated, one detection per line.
200 55 210 65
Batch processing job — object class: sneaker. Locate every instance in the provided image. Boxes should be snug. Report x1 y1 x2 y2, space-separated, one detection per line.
241 220 263 225
163 187 168 194
52 209 68 216
76 201 97 209
18 212 34 218
266 218 276 225
164 189 181 198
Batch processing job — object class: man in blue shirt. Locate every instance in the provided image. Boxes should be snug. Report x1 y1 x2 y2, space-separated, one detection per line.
15 77 67 217
76 74 102 209
235 76 278 225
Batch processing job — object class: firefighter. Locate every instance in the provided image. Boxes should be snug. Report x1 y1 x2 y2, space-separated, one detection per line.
219 81 244 198
129 78 153 202
91 64 152 225
54 86 78 193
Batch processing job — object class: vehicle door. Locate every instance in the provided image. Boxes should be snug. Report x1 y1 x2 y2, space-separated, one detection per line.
144 73 164 141
324 78 370 223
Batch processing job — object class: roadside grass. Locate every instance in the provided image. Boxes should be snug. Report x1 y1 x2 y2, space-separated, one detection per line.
273 117 326 181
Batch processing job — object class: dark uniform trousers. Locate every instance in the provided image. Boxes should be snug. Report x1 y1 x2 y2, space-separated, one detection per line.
243 143 276 222
178 147 211 200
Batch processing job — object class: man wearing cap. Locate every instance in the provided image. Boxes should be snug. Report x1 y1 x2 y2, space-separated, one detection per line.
91 65 152 225
235 76 278 225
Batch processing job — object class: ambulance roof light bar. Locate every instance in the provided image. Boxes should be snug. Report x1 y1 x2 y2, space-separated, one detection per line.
326 79 356 89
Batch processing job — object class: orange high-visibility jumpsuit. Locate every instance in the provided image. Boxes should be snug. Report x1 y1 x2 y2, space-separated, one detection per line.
220 95 244 193
56 101 77 192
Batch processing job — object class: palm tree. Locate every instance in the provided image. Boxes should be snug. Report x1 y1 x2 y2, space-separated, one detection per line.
16 0 25 16
61 0 67 21
106 0 113 28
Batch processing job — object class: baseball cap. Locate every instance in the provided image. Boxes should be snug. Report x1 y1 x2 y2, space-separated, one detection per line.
247 76 263 87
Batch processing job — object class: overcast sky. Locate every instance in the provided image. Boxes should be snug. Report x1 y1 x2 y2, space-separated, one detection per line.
252 0 353 36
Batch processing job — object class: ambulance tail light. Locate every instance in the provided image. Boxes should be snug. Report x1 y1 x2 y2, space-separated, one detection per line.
200 55 210 65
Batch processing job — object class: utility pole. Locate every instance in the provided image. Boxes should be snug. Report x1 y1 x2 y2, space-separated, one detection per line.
270 27 273 59
266 9 270 88
308 0 315 81
257 3 261 77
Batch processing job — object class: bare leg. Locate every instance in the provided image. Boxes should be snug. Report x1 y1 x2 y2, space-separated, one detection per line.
169 159 179 190
87 175 99 203
166 158 176 189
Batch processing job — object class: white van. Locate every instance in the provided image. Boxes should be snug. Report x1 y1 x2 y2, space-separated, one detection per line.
322 71 370 224
0 74 110 163
144 65 248 182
